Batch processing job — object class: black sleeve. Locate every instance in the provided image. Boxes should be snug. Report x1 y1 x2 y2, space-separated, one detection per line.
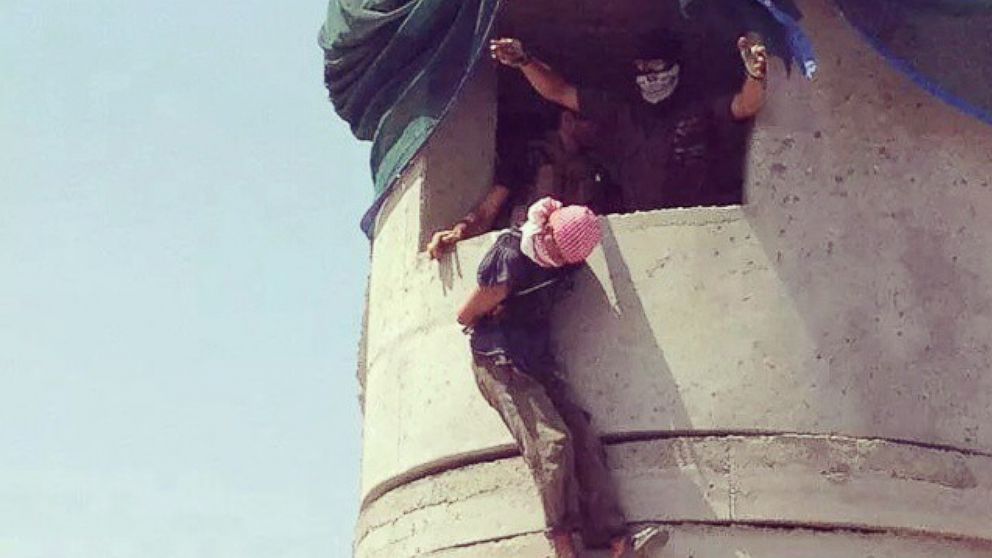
477 234 524 289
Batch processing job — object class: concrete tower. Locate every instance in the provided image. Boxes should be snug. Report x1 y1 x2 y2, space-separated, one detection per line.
353 0 992 556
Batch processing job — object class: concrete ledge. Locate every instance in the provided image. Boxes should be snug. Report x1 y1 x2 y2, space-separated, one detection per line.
355 434 992 557
406 524 992 558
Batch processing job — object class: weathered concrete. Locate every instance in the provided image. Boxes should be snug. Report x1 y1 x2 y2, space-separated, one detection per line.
356 0 992 555
417 63 496 249
408 527 992 558
361 202 992 500
355 436 992 556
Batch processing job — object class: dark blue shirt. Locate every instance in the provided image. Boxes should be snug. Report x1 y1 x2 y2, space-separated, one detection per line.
469 229 571 375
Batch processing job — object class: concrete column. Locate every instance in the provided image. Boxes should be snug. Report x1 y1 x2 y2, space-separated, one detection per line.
354 0 992 555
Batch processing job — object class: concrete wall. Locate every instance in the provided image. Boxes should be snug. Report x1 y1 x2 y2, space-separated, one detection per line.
356 0 992 555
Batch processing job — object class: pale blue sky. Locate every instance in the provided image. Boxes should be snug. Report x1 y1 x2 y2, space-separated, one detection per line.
1 2 370 556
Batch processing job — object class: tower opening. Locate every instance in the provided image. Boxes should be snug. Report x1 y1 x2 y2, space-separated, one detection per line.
486 0 761 230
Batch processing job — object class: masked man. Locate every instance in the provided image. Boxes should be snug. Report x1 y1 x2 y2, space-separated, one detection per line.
489 30 768 211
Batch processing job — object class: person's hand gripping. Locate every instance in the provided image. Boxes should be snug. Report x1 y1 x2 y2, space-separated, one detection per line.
426 222 467 260
489 38 531 68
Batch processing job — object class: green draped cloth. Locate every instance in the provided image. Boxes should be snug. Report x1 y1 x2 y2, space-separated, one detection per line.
318 0 499 236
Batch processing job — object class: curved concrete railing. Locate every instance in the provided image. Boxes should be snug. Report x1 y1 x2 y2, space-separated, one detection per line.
355 0 992 555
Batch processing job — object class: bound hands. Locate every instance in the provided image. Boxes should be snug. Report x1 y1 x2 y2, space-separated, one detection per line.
489 38 531 68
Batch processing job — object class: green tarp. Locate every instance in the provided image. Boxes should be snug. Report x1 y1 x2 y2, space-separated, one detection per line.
319 0 499 236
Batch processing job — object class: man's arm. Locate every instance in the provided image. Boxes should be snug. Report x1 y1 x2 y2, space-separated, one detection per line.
519 59 579 112
730 75 766 120
427 185 511 259
730 35 768 120
457 284 509 326
490 38 579 112
462 183 511 238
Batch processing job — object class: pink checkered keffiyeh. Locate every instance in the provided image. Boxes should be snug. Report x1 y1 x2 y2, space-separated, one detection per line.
520 197 602 267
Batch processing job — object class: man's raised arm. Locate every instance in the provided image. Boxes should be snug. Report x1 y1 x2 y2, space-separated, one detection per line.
730 34 769 120
490 38 579 112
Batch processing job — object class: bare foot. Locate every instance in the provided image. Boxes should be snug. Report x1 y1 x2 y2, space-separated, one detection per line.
610 535 633 558
550 531 579 558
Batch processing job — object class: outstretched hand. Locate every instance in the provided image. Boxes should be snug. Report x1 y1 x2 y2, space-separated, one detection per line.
489 38 530 68
427 226 465 259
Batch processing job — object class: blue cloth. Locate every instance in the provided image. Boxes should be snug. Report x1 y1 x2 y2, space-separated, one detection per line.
750 0 817 78
681 0 817 79
319 0 500 237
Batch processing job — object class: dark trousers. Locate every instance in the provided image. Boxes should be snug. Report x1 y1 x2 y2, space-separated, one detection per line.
471 353 627 548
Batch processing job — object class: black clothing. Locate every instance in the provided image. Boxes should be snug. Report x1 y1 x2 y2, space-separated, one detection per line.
577 32 751 211
469 229 571 376
494 112 615 224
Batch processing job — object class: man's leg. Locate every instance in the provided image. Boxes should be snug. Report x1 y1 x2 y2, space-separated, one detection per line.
541 373 670 557
540 372 628 550
471 354 581 556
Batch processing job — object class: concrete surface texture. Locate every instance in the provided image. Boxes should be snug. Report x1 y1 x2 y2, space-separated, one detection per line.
355 0 992 556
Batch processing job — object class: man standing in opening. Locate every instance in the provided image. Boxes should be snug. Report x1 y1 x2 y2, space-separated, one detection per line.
489 30 768 211
458 197 665 557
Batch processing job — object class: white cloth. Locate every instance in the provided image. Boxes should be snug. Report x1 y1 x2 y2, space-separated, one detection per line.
519 197 562 268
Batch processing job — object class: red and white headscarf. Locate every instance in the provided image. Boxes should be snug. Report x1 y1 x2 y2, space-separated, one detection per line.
520 197 602 268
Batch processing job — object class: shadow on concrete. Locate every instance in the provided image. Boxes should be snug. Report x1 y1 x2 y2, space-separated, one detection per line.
553 221 695 433
554 222 735 557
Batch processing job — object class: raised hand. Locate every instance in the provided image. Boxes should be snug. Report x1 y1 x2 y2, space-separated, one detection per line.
489 38 531 68
738 34 768 80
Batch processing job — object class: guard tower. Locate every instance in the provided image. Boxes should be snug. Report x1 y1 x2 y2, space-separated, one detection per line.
352 0 992 555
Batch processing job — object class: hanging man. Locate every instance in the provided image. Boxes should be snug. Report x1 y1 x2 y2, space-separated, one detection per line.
457 198 666 557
